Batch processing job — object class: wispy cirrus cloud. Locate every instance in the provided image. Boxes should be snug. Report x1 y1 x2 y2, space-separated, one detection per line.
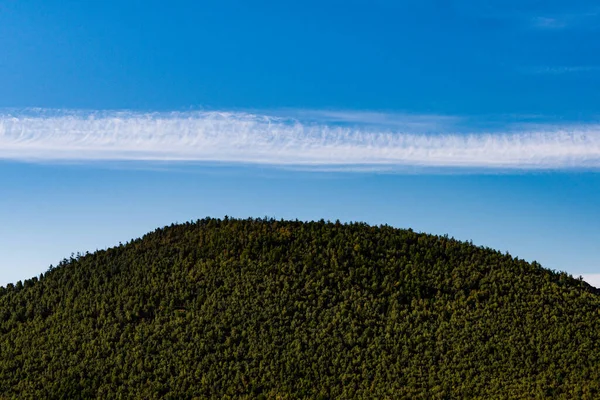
531 16 568 29
456 3 600 31
530 8 599 30
520 65 600 74
277 109 462 132
0 109 599 171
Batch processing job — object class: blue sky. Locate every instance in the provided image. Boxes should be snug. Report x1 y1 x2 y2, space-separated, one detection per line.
0 0 599 286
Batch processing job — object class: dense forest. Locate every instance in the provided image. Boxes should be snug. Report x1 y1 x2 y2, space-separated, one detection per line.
1 217 599 399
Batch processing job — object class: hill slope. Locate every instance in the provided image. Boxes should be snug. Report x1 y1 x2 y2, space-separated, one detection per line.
1 218 599 399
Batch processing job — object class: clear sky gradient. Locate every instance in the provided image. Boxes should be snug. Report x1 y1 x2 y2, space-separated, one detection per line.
0 0 599 286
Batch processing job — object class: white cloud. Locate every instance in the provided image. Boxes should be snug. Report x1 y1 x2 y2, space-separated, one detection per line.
531 16 568 29
523 66 600 74
581 273 600 288
280 109 462 132
530 9 599 30
0 109 599 170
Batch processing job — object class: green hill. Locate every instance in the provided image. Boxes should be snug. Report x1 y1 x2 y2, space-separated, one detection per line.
1 217 599 399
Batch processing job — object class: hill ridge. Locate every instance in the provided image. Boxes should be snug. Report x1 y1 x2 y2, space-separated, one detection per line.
1 217 599 398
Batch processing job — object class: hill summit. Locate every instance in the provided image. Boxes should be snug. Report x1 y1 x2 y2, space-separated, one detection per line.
1 217 599 398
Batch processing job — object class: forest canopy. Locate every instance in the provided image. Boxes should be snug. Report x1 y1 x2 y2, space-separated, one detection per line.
1 217 599 399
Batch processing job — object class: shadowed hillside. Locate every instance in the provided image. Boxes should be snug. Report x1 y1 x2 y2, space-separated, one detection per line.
1 217 599 399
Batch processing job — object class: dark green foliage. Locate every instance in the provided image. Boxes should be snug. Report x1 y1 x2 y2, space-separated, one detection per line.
1 217 599 399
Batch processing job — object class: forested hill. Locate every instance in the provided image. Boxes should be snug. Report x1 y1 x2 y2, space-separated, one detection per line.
1 218 599 399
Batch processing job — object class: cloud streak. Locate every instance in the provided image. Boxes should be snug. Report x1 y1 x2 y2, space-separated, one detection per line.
530 8 600 30
1 109 599 170
522 65 600 74
531 16 568 29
